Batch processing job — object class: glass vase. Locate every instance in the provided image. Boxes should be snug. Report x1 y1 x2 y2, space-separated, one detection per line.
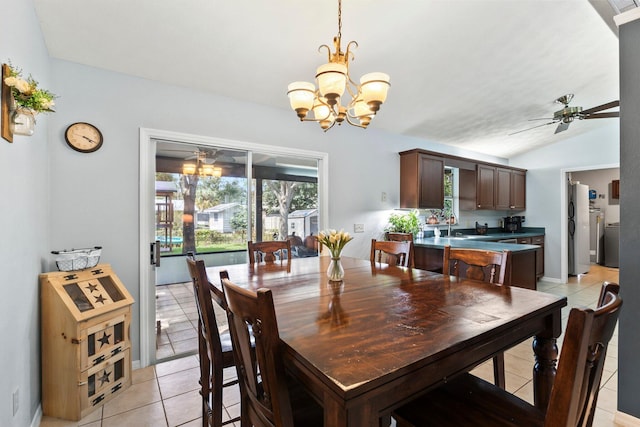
10 107 36 136
327 257 344 282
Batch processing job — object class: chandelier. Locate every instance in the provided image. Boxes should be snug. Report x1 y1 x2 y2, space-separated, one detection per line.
182 151 222 177
287 0 390 131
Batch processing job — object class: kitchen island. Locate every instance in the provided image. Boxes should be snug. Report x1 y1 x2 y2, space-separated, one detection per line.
414 235 541 290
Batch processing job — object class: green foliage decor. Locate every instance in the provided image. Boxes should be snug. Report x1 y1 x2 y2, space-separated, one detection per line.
386 210 421 235
3 62 56 112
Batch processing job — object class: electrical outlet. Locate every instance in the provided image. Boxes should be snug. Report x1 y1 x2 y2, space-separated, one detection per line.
381 192 387 202
12 388 18 416
354 224 365 233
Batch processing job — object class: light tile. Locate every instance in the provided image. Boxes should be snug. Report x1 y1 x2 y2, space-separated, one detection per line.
155 355 199 377
102 378 162 418
163 389 201 427
157 366 200 399
101 401 168 427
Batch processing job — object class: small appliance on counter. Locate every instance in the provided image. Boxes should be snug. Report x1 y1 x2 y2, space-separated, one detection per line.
503 216 525 233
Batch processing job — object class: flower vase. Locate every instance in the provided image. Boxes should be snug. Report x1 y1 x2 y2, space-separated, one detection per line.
10 107 36 136
327 257 344 282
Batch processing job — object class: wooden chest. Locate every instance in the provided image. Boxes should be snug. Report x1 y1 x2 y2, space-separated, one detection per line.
40 264 135 420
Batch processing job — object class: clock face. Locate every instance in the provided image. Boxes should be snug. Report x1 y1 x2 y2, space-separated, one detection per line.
64 122 103 153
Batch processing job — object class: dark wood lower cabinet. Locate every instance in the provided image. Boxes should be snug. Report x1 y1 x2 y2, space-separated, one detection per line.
414 246 538 290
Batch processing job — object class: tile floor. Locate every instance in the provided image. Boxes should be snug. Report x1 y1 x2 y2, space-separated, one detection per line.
40 264 622 427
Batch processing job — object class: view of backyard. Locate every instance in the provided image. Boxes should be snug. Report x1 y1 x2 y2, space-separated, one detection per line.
155 149 319 256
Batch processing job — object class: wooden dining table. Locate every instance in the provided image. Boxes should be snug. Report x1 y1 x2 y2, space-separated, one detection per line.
206 256 567 427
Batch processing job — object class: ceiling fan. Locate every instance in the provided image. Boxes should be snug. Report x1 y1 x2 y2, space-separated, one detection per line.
509 94 620 136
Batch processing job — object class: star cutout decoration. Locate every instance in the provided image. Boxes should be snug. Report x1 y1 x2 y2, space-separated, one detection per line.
99 369 111 386
86 282 98 293
94 294 107 304
98 331 111 348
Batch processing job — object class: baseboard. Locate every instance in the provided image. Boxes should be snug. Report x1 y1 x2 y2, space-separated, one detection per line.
540 275 562 284
615 411 640 426
31 405 42 427
133 359 142 370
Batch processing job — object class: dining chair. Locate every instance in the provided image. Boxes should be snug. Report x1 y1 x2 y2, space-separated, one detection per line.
186 255 239 427
220 271 324 427
393 281 622 427
443 245 512 388
385 232 415 267
370 239 413 267
247 240 291 265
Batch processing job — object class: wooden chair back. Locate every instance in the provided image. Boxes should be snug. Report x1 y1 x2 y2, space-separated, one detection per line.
546 281 622 427
186 255 238 427
386 232 415 267
370 239 412 267
443 245 511 285
221 273 295 427
248 240 291 265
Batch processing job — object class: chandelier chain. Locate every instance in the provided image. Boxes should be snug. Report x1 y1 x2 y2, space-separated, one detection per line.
338 0 342 39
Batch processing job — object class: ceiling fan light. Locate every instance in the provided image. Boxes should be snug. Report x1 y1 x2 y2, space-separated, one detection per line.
287 82 316 118
316 62 347 105
201 164 215 176
182 163 197 175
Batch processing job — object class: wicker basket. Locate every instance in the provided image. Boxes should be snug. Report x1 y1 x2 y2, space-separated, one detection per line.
52 247 102 271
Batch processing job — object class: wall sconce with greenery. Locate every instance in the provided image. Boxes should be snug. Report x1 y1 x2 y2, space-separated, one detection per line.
1 62 56 143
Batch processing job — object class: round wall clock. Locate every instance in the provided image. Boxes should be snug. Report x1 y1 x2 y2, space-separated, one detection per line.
64 122 103 153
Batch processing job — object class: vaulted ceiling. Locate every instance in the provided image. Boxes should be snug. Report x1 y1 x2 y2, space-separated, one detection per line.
34 0 622 158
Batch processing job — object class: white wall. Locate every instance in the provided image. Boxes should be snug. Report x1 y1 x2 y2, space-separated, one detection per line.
511 122 620 280
0 0 52 425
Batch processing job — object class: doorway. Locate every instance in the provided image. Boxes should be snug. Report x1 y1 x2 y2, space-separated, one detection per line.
139 128 329 367
560 165 620 283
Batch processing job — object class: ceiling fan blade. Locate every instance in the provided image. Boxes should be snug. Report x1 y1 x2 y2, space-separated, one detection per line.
583 112 620 119
580 100 620 115
508 121 557 136
555 122 570 134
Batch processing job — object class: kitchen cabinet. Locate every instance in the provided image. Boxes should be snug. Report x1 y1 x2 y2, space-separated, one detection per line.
40 264 134 420
483 167 526 211
400 150 444 209
399 148 526 212
612 179 620 199
496 168 526 210
532 235 545 279
476 164 496 209
414 245 538 290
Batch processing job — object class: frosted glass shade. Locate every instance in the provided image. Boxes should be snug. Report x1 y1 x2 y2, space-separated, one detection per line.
316 63 347 100
287 82 316 112
360 72 390 105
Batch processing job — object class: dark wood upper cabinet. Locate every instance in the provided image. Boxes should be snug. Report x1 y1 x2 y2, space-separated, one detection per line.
400 149 525 211
476 164 496 209
496 167 526 210
510 169 526 210
400 150 444 209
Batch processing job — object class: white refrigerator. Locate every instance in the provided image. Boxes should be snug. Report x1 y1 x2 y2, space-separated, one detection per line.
568 183 590 275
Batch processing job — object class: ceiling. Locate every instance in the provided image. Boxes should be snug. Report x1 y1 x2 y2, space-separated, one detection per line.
34 0 623 159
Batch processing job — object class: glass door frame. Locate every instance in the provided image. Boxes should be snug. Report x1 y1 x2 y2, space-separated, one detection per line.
139 127 328 367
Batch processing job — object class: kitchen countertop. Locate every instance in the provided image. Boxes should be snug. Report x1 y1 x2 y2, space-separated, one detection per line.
414 235 540 252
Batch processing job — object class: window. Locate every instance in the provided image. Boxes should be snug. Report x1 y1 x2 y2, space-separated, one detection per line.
155 142 319 256
444 167 459 221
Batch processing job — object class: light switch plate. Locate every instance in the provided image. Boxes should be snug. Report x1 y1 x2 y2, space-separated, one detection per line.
354 224 365 233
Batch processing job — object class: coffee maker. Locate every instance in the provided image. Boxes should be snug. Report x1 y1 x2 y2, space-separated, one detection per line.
503 215 525 233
